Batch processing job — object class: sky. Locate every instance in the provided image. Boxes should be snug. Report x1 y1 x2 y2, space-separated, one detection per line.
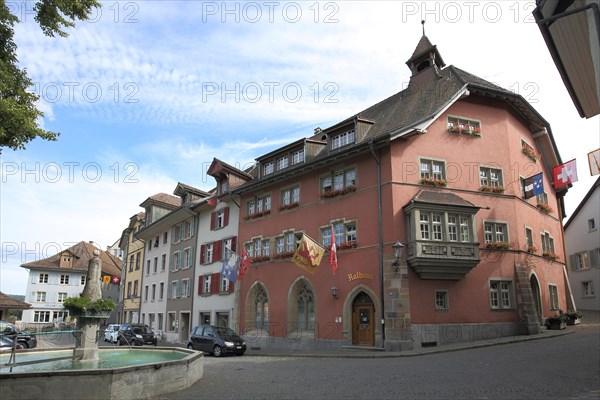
1 1 599 296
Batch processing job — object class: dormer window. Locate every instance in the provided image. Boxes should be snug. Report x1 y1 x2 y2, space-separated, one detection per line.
220 179 228 194
264 161 274 175
277 156 289 170
291 149 304 165
332 129 356 150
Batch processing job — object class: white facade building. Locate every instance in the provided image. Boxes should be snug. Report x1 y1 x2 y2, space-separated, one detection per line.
565 177 600 311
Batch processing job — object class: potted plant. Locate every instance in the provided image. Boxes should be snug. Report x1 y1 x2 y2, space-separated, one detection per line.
63 296 115 318
566 310 582 325
537 203 553 214
545 311 568 330
542 251 559 262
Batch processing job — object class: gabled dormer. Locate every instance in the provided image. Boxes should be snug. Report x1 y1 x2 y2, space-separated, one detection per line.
317 116 374 153
173 182 210 205
256 137 325 179
59 250 76 268
139 193 180 226
405 34 445 77
207 158 253 196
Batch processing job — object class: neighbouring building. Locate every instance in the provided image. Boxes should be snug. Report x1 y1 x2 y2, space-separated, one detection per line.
231 34 570 351
118 212 146 324
138 184 210 343
565 177 600 311
0 292 30 322
20 241 121 326
190 158 252 330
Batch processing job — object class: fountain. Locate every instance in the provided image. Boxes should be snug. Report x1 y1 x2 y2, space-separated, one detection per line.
0 251 203 400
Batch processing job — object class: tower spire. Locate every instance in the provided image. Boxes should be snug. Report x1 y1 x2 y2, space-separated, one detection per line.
422 20 425 36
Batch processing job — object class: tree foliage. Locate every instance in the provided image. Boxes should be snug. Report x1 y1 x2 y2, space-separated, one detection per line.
0 0 100 151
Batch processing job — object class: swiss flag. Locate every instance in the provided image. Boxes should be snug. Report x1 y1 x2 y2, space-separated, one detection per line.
111 276 121 284
329 230 338 275
553 159 578 190
238 248 251 280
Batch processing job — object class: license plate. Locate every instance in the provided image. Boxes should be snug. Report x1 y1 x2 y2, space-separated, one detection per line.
236 346 242 349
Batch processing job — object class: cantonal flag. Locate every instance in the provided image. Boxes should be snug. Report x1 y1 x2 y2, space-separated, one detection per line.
221 249 239 283
102 275 111 283
292 233 325 274
111 276 121 284
238 247 251 280
330 230 338 275
553 159 578 190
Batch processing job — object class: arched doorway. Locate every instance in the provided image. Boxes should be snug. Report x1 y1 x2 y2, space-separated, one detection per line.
352 292 375 346
530 274 542 325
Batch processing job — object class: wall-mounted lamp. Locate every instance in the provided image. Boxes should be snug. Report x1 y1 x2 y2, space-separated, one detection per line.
392 241 404 268
330 286 338 300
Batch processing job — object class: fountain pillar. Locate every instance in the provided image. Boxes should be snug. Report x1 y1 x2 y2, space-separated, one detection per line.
73 249 102 362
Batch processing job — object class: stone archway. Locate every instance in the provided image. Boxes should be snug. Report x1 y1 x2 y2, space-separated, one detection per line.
530 274 543 325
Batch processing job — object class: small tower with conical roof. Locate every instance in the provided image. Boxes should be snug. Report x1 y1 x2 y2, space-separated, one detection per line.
405 21 445 77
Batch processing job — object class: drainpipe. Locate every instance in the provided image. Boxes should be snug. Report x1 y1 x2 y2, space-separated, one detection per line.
368 140 385 345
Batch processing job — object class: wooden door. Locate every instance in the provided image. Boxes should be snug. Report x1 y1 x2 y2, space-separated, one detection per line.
352 304 375 346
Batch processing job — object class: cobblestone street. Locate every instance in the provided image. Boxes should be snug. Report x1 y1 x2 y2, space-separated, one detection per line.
156 324 599 400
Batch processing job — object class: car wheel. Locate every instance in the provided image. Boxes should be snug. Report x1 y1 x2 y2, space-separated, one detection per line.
213 345 222 357
19 341 29 349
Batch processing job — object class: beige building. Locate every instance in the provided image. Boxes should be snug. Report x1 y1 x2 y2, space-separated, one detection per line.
118 212 146 323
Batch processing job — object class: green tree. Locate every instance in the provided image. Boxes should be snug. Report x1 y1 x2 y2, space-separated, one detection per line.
0 0 100 151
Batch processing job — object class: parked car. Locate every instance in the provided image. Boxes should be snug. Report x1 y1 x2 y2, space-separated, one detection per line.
187 325 246 357
103 324 123 343
0 320 37 349
0 335 23 352
117 324 157 346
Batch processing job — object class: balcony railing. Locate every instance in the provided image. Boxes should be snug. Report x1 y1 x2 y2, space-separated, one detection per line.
406 240 480 280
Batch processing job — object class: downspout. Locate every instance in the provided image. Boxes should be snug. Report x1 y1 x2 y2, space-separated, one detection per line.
369 140 385 345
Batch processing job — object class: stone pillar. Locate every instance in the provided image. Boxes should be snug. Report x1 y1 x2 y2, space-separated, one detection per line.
383 259 414 351
73 250 102 362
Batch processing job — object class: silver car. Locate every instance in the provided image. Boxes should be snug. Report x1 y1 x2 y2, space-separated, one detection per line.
103 324 122 343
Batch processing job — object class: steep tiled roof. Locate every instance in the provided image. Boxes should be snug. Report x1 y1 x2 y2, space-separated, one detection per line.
409 190 477 208
149 193 181 207
21 241 122 277
0 292 31 309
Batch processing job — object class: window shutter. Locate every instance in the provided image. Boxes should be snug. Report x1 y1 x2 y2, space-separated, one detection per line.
228 281 235 293
171 226 176 243
200 245 206 265
589 249 600 267
30 291 35 302
198 276 203 295
211 273 220 294
231 236 237 254
177 280 182 298
190 218 194 237
169 254 174 271
224 207 229 227
214 240 223 262
177 250 183 270
210 211 216 230
167 283 172 299
569 254 577 271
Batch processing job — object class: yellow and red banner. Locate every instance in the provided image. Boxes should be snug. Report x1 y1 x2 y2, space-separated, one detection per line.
292 234 325 274
102 275 111 283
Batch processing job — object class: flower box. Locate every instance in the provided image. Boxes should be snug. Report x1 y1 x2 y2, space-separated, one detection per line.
542 251 559 261
566 310 582 325
522 145 541 162
273 251 295 260
279 202 300 212
320 186 356 199
479 185 504 193
338 241 357 250
252 256 271 263
536 203 553 214
484 241 512 250
421 178 448 187
245 210 271 220
546 319 567 330
526 245 538 254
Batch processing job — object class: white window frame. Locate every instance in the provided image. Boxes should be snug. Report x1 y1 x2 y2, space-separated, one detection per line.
489 280 514 310
332 129 356 149
435 291 448 310
38 273 48 284
549 284 559 310
263 161 274 175
480 166 503 187
60 274 70 285
35 291 46 302
57 292 67 303
291 149 304 165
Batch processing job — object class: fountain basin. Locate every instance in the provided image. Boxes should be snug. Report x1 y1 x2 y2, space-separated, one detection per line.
0 347 203 400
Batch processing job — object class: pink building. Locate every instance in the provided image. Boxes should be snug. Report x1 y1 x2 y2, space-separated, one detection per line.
233 35 570 351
